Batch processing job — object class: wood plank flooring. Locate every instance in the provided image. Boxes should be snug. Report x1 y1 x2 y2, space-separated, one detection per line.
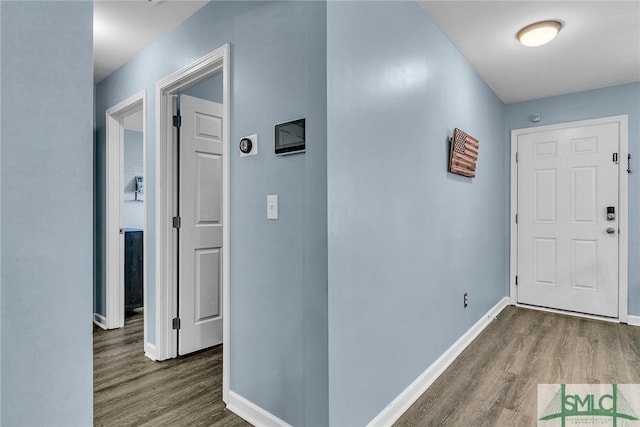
94 312 250 427
96 307 640 426
394 305 640 426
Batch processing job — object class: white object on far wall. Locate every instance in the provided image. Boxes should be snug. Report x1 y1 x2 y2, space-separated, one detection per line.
124 129 144 229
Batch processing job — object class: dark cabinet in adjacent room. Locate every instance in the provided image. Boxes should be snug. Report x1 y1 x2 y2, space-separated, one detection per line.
124 229 143 310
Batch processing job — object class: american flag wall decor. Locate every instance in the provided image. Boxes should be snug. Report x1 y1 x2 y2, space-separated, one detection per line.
448 128 479 178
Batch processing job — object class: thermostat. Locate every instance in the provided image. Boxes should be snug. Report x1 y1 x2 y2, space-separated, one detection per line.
239 138 252 154
239 134 258 157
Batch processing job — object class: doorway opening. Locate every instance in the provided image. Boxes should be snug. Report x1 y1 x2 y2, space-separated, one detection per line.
154 44 230 403
510 115 629 322
103 91 150 353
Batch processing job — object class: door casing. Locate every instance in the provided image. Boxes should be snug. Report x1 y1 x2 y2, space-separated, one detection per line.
104 91 148 347
510 115 629 323
153 44 230 403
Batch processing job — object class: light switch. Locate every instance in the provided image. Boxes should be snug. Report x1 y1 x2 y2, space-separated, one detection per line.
267 195 278 220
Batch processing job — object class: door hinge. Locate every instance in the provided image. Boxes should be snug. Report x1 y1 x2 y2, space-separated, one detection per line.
172 216 181 229
613 152 618 163
515 151 519 163
172 317 181 330
515 213 518 224
173 114 182 128
515 275 518 286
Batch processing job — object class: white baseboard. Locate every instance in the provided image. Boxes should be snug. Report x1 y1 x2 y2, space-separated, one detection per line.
93 313 107 330
144 342 157 361
227 391 291 427
367 296 510 427
627 315 640 327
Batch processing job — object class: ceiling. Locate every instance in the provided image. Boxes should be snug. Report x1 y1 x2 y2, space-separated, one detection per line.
94 1 640 103
419 1 640 103
93 0 209 83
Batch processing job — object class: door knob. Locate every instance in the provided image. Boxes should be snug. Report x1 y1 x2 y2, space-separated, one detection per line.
606 227 616 234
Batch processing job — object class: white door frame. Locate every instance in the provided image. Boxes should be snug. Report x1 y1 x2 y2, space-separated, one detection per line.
510 115 629 323
154 44 230 403
104 90 148 339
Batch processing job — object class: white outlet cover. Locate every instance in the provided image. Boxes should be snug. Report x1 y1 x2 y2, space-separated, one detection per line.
240 134 258 157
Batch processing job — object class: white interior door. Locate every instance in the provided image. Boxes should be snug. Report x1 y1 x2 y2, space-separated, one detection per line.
517 122 619 317
178 94 224 355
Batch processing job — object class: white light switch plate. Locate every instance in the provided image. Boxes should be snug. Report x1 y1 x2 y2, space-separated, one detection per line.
267 195 278 220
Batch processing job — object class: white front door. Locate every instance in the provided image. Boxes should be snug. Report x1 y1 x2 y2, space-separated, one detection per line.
178 94 224 355
517 122 620 317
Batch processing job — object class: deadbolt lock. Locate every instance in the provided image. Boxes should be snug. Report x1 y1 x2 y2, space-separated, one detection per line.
606 206 616 221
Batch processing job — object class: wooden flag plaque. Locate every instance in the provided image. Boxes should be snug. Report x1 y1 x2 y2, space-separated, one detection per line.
448 128 479 178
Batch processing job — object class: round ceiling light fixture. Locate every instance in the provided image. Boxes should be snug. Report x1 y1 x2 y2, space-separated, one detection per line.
517 20 563 47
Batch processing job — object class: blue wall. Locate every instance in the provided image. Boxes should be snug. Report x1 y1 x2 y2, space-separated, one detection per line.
505 82 640 315
0 3 3 421
1 1 94 425
326 2 507 425
95 2 327 425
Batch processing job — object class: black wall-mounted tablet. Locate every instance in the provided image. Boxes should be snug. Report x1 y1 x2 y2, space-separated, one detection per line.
275 118 305 155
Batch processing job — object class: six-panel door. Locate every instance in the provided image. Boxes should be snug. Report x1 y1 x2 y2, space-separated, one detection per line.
517 123 619 317
178 94 224 355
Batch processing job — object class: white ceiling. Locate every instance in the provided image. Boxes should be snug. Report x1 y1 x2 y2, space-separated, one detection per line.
93 0 209 83
419 1 640 103
93 1 640 103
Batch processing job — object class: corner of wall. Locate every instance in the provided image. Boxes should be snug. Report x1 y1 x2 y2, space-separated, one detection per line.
327 1 509 424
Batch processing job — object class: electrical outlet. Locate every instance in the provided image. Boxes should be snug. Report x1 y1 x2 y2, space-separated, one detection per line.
464 292 468 308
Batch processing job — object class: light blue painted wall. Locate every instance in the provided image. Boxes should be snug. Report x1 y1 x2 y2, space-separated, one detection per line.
0 3 3 421
1 1 94 425
124 130 144 230
326 2 506 425
505 82 640 315
182 72 223 103
95 2 327 425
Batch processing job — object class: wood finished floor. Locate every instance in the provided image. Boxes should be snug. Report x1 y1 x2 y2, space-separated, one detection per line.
96 307 640 426
93 312 250 427
394 305 640 426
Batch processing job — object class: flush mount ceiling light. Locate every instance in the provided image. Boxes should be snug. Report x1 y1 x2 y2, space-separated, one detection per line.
517 20 563 47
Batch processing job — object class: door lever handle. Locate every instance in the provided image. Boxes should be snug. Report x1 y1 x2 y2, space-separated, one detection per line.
606 227 616 234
